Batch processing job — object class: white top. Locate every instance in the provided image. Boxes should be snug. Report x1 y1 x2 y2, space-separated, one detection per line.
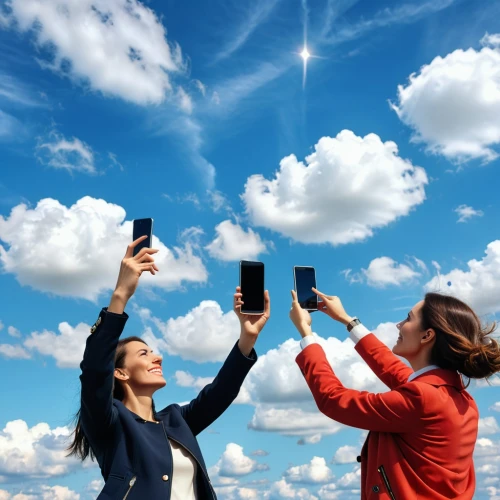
299 324 440 383
169 439 197 500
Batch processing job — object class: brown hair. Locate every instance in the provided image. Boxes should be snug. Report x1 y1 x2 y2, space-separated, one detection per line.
421 293 500 386
67 336 147 461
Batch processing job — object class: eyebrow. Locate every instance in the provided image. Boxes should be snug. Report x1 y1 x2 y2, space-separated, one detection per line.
136 348 153 355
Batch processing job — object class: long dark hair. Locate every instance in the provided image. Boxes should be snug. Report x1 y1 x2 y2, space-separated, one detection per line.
421 293 500 386
67 336 147 461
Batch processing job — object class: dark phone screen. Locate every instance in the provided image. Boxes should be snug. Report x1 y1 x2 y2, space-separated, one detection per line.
133 218 153 256
295 267 317 310
240 261 265 313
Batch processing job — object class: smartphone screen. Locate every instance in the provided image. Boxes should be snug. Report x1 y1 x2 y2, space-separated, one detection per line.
133 218 154 256
240 261 265 314
294 266 318 310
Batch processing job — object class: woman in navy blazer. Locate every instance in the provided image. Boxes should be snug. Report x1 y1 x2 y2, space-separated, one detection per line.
67 236 270 499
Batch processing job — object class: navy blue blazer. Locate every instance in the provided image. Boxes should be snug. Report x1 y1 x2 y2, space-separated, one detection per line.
79 308 257 499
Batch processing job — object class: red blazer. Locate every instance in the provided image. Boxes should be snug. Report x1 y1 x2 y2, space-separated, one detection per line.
296 333 478 500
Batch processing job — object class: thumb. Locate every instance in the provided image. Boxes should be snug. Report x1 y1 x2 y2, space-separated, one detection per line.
291 290 298 303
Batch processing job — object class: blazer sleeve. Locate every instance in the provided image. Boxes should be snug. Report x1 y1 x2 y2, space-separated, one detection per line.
296 343 425 433
176 341 257 436
355 333 413 390
79 308 128 443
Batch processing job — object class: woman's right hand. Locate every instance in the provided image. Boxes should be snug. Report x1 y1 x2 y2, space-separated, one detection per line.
312 288 352 325
109 236 159 313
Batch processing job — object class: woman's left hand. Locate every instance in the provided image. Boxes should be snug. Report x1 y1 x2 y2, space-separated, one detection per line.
289 290 313 338
234 287 270 356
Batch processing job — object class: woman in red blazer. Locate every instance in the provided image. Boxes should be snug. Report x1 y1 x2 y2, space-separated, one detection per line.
289 288 500 500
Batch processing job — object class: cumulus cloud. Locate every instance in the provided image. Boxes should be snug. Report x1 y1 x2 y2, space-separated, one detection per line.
479 417 500 436
267 479 318 499
343 256 425 287
0 420 79 479
0 486 80 500
454 204 484 223
0 344 30 359
215 443 269 477
284 457 334 484
7 326 21 338
36 132 96 174
0 197 208 301
5 0 185 105
242 130 427 245
424 240 500 316
331 445 358 465
392 35 500 163
141 300 240 362
206 220 268 262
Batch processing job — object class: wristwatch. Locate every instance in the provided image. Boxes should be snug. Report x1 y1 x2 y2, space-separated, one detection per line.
346 317 361 332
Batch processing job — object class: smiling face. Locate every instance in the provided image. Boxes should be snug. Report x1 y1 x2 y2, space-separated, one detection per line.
393 300 435 361
114 341 166 394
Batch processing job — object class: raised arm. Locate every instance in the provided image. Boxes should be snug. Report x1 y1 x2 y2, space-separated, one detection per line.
79 237 159 444
179 287 270 435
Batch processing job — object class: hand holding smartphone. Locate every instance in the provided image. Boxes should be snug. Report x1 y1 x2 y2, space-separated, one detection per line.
293 266 318 311
239 261 265 314
132 218 154 256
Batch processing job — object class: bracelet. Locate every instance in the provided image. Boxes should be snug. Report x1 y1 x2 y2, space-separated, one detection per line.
346 317 361 332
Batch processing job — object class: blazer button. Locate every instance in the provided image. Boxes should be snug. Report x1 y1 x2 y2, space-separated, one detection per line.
372 485 380 493
356 455 362 463
162 475 169 481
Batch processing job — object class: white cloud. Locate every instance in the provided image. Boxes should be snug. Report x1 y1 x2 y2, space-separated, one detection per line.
0 344 30 359
24 321 91 368
215 443 268 477
0 486 80 500
177 87 193 114
0 196 208 301
491 403 500 413
392 35 500 163
37 132 96 174
479 417 500 436
7 326 21 338
267 479 318 499
174 370 214 392
206 220 268 262
143 300 240 363
331 445 358 465
454 204 484 223
344 256 423 287
284 457 334 484
0 109 22 139
424 240 500 316
251 450 269 457
5 0 185 105
0 420 79 479
242 130 427 245
482 33 500 48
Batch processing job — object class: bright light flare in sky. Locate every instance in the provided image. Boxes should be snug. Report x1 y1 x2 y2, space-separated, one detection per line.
300 47 311 61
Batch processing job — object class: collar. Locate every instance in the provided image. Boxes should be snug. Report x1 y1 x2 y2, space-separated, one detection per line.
408 366 465 391
407 365 440 382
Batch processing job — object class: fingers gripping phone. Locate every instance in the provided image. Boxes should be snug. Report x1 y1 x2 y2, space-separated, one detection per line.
239 261 265 315
132 218 154 256
294 266 318 311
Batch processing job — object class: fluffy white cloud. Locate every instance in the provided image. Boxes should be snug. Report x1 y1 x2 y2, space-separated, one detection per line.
392 35 500 163
343 256 424 287
284 457 334 484
215 443 269 477
244 323 400 442
24 321 90 369
242 130 427 245
0 197 207 301
7 326 21 338
5 0 185 105
0 420 79 479
267 479 318 499
0 344 30 359
491 403 500 413
331 445 358 465
479 417 500 436
143 300 240 362
424 240 500 316
454 204 484 223
0 486 79 500
36 132 96 174
206 220 268 262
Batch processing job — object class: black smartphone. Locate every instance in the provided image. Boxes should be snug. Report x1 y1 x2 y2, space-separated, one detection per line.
239 261 265 315
294 266 318 311
132 218 154 256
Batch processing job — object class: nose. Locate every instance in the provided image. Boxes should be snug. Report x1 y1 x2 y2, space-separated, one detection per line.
153 354 162 364
396 321 404 331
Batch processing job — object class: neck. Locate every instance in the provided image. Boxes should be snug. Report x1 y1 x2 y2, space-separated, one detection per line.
407 351 434 373
122 392 155 421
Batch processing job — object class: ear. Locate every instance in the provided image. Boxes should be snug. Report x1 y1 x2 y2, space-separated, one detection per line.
114 368 129 381
421 328 436 345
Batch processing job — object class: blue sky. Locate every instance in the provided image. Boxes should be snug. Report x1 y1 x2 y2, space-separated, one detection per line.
1 0 500 498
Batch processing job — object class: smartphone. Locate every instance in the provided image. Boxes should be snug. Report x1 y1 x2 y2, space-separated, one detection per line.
239 261 265 315
294 266 318 311
132 218 154 256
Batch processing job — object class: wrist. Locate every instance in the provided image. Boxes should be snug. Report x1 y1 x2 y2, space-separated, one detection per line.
238 331 256 357
108 290 129 314
339 315 353 326
299 324 313 339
